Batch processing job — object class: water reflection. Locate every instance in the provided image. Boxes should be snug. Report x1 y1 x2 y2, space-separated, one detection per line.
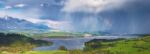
33 36 137 50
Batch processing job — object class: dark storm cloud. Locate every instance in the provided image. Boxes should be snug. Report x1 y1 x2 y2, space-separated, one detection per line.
99 0 150 34
1 0 150 34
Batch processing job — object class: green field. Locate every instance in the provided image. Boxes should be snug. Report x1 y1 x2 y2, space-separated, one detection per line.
24 51 68 54
0 51 68 54
0 32 150 54
83 36 150 54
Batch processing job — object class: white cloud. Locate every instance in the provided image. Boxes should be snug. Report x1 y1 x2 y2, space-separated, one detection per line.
62 0 127 13
26 18 68 29
4 6 13 9
14 4 26 8
0 10 69 30
40 4 45 7
3 4 26 9
60 0 125 32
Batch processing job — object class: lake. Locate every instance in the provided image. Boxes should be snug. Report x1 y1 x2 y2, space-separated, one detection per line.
33 36 138 50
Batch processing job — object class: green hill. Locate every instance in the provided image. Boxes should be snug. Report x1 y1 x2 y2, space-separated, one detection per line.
83 36 150 54
0 33 52 53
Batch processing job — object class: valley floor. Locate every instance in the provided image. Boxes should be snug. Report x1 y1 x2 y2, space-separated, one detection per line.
0 33 150 54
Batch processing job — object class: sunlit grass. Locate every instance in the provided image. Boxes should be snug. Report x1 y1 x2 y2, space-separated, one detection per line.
0 50 68 54
24 51 68 54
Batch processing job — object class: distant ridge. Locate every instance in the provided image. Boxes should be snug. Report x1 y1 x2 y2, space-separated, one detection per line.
0 16 50 32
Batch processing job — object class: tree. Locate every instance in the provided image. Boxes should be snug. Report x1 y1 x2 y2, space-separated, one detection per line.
58 46 67 51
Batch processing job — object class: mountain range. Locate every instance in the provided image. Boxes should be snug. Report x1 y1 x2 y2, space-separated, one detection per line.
0 16 50 32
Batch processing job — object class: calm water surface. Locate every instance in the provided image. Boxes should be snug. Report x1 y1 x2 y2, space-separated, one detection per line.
33 36 137 50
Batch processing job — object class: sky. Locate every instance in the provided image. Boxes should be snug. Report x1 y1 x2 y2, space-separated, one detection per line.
0 0 150 34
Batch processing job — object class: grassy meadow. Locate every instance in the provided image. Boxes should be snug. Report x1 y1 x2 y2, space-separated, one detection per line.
0 33 150 54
